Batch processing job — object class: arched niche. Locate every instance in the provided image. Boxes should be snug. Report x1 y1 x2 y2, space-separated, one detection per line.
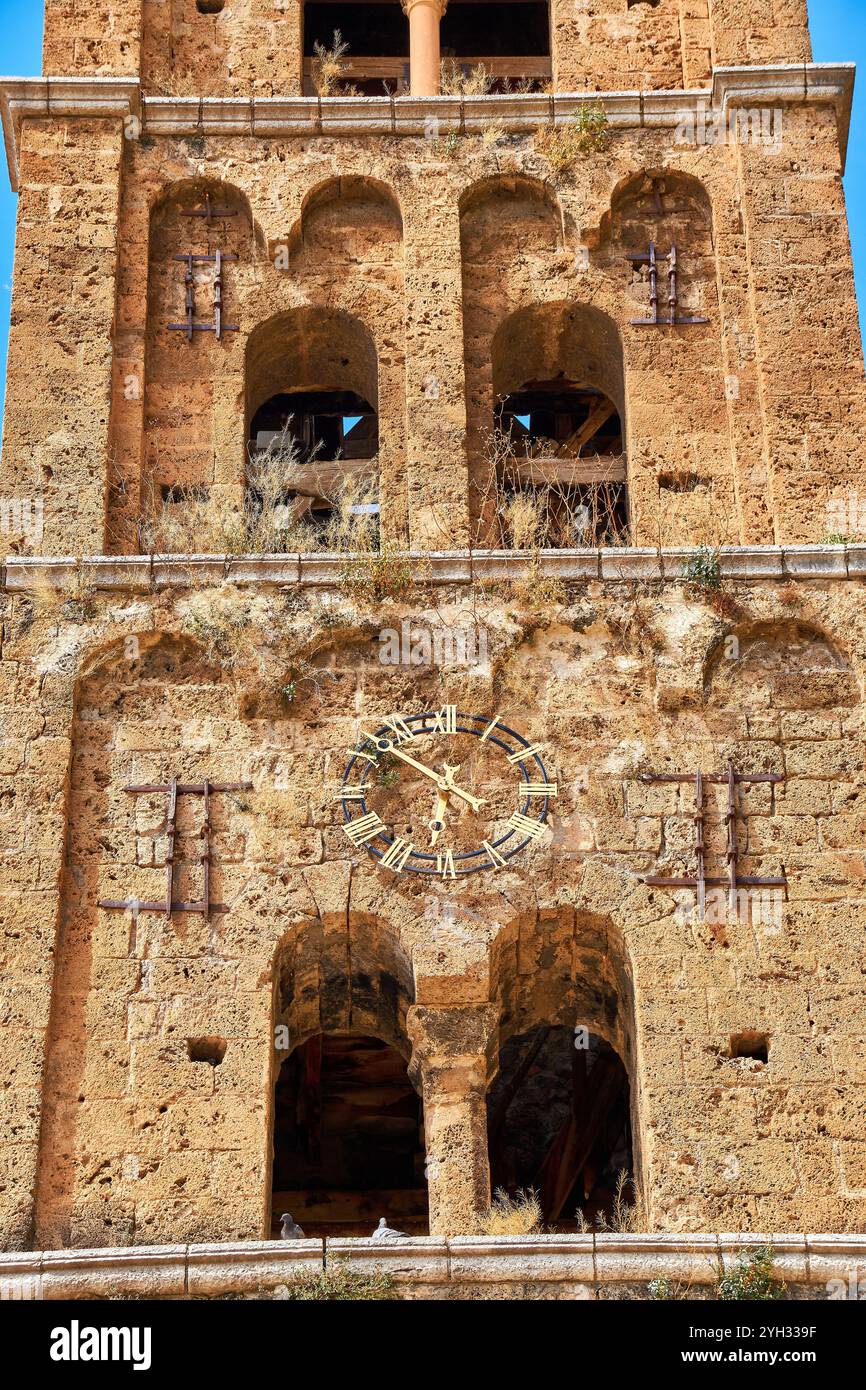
136 180 257 539
269 913 427 1236
289 175 404 272
483 300 628 547
35 630 244 1250
704 621 859 711
244 308 380 534
487 905 643 1229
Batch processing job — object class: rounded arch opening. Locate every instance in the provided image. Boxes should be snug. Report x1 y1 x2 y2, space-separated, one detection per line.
269 914 426 1237
487 302 628 547
244 308 380 539
488 905 642 1230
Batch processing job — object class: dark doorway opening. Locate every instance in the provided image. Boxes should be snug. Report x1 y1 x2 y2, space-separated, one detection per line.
442 0 550 90
247 389 379 532
271 1034 428 1237
303 2 408 94
495 379 628 545
487 1024 635 1230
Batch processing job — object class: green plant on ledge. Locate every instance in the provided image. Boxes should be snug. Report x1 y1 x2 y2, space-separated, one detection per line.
717 1246 787 1301
277 1261 396 1301
681 544 721 592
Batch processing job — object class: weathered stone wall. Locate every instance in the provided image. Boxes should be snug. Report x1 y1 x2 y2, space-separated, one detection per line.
42 2 812 93
5 100 861 558
1 565 866 1247
0 118 125 556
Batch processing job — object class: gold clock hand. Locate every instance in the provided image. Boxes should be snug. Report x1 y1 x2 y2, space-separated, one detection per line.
429 790 449 847
441 763 486 815
358 736 485 813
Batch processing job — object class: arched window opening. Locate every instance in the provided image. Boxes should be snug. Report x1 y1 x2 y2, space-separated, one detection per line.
495 377 627 546
485 303 629 548
441 1 551 92
488 1024 635 1230
271 1034 428 1237
303 2 409 94
245 309 380 543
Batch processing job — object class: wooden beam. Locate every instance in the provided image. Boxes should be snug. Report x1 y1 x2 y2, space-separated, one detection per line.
557 400 617 459
537 1051 626 1223
505 455 627 487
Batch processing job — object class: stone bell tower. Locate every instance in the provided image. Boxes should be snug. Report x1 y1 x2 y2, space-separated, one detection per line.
0 0 865 1283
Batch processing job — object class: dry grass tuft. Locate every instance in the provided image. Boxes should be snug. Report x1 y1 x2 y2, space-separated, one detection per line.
140 426 379 557
312 31 358 97
480 1188 543 1236
440 59 496 96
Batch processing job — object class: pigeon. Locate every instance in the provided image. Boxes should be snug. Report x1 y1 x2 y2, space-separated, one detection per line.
372 1216 407 1241
279 1212 305 1240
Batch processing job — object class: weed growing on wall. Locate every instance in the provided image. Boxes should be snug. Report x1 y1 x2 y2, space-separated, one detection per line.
480 1188 543 1236
534 103 609 175
717 1246 787 1301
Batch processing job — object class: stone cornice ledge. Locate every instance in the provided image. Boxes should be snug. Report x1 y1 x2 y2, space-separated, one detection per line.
1 545 861 593
0 1234 861 1298
0 63 854 191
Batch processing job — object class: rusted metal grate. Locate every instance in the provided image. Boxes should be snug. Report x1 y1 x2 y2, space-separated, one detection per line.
98 778 252 920
639 762 786 918
626 241 709 327
167 250 239 341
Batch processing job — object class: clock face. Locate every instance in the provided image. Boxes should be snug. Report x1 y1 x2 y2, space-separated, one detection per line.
336 708 556 877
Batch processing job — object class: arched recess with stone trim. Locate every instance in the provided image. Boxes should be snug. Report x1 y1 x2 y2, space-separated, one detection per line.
109 179 260 554
588 168 737 545
481 299 629 548
487 899 645 1229
266 176 408 542
268 911 428 1236
459 175 573 539
244 307 383 542
35 628 257 1250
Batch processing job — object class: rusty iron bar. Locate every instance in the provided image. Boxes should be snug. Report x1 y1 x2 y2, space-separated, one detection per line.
165 776 178 920
98 779 252 919
694 768 705 922
201 777 211 924
180 191 238 224
725 760 738 913
167 251 239 340
638 766 787 915
627 242 710 327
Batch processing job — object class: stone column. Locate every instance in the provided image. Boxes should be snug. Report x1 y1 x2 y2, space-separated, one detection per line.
402 0 447 98
0 117 126 556
401 189 471 549
408 1005 497 1236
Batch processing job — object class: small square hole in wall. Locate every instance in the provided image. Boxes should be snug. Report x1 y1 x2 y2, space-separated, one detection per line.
728 1031 769 1065
197 0 225 13
187 1037 227 1065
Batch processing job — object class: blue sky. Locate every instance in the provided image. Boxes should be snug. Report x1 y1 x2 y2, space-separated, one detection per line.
0 0 864 423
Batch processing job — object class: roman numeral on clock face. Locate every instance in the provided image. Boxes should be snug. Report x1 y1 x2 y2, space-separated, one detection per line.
381 714 414 745
343 812 385 846
430 705 457 734
334 787 366 801
437 849 456 879
507 811 546 840
522 782 558 797
380 837 414 872
483 839 506 868
507 744 545 765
